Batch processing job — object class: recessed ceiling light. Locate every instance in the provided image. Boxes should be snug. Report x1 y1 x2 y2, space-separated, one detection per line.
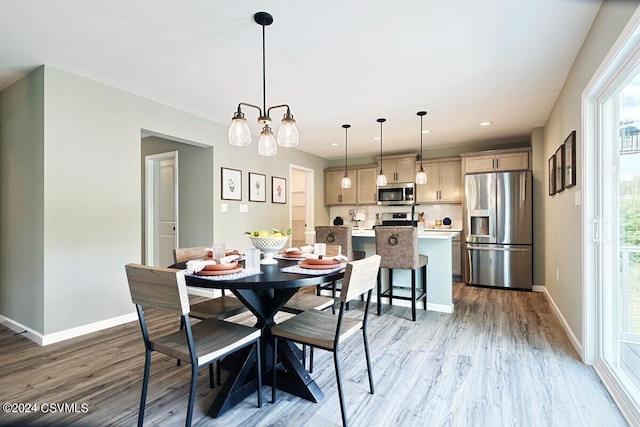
480 121 493 126
373 137 380 141
422 129 432 134
331 142 339 146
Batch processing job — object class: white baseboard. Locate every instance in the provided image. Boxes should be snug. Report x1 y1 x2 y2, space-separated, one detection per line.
186 286 219 298
532 284 545 292
1 312 138 346
541 287 583 357
320 292 454 314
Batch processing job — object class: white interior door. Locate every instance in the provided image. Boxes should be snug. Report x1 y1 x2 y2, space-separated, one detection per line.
290 165 314 247
145 151 178 267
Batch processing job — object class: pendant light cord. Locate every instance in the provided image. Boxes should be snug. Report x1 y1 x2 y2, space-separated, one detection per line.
262 23 267 115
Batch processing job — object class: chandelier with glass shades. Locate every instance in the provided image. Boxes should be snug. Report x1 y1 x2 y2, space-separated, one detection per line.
228 12 299 156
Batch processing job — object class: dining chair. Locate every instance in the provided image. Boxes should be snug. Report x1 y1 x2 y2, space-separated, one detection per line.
271 254 381 427
374 226 428 321
173 247 247 320
315 226 366 301
125 264 262 427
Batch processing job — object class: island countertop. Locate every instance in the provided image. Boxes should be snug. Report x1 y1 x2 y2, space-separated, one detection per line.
352 229 460 240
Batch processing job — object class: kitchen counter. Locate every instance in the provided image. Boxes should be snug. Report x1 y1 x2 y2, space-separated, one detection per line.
352 229 460 240
352 229 456 314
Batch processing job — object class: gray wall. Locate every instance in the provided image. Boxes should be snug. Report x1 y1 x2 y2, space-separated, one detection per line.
0 67 45 332
0 65 330 337
543 0 639 343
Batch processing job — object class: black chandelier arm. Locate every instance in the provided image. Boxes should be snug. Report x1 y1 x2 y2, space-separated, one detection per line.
266 104 292 117
237 102 264 117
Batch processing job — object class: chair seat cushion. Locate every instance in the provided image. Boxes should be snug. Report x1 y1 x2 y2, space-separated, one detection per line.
190 296 247 319
151 318 260 366
271 309 362 350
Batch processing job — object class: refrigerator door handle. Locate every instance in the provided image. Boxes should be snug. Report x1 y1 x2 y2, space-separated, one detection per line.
467 245 531 252
520 173 526 205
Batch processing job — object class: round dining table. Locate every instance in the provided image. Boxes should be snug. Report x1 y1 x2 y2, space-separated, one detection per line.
178 258 345 418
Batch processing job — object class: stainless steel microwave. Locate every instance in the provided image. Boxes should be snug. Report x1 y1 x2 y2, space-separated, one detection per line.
377 183 415 206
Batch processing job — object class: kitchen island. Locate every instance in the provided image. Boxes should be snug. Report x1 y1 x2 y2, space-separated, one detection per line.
352 229 459 313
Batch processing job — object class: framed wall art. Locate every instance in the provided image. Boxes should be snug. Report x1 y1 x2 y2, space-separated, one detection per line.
249 172 266 202
272 176 286 204
548 155 556 196
221 167 242 200
555 145 564 193
564 130 577 188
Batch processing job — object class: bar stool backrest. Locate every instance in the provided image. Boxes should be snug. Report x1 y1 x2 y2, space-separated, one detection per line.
374 226 420 270
315 226 354 261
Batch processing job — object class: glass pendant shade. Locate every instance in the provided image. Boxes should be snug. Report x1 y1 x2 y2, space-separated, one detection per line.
416 168 428 184
341 174 352 189
376 172 387 186
277 115 299 147
229 115 252 146
258 126 277 156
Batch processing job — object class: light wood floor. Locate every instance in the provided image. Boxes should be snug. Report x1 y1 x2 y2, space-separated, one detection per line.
0 283 628 426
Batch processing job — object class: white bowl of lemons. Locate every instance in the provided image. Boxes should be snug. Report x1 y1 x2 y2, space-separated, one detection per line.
245 229 291 264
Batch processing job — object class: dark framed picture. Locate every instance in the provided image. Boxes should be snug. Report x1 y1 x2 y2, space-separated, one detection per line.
564 130 577 188
221 167 242 200
555 145 565 193
272 176 286 204
549 155 556 196
248 172 266 202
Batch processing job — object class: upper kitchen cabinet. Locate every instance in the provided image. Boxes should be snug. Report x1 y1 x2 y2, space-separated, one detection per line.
325 164 378 206
379 155 416 183
416 158 462 203
356 166 378 205
325 169 356 205
462 149 530 173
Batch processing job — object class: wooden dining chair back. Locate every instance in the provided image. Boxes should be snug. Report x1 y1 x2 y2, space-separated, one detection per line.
125 263 262 427
374 226 428 321
271 254 381 427
173 246 209 264
172 246 246 321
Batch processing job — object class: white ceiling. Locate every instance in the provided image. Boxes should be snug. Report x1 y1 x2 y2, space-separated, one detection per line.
0 0 602 160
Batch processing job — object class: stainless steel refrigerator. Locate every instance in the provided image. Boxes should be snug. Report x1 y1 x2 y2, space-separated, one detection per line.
464 170 532 290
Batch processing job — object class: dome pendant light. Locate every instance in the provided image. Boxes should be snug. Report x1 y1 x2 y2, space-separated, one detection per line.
415 111 428 185
376 118 388 186
228 12 299 155
341 124 352 189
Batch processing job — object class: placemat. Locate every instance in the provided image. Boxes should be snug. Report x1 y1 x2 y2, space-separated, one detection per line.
280 263 346 276
186 269 263 281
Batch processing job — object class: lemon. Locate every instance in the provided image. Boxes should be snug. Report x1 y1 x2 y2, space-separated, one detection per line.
258 230 269 237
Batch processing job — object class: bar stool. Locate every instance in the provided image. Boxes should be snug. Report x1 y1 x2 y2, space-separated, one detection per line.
315 226 365 300
374 226 427 321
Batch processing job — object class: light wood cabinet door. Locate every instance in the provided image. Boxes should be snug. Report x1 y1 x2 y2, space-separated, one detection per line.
380 156 415 183
452 239 461 276
495 152 529 171
464 155 496 173
395 157 416 182
416 163 439 202
464 151 529 173
438 160 462 202
416 159 462 203
357 167 378 205
325 170 356 205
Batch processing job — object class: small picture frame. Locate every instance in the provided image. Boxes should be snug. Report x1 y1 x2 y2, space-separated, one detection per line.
555 145 565 193
221 167 242 201
564 130 577 188
272 176 287 204
248 172 266 202
549 155 556 196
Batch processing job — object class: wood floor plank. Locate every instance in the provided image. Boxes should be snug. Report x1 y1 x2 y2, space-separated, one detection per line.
0 284 629 426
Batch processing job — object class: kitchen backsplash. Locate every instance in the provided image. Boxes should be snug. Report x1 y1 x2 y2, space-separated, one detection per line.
328 204 463 229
